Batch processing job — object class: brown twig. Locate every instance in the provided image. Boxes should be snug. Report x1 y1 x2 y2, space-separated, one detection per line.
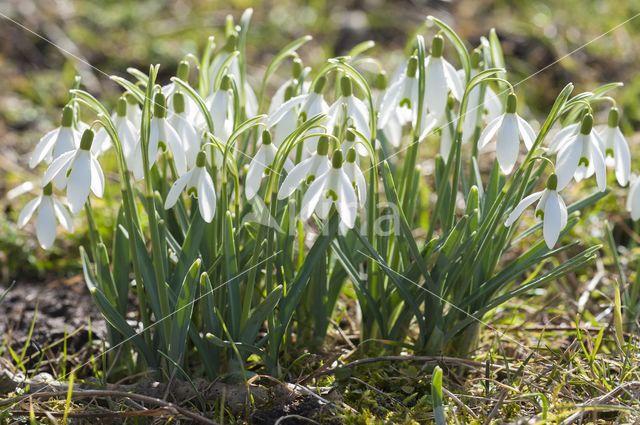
0 389 219 425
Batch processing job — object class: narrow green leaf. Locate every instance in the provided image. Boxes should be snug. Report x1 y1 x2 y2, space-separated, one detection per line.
168 259 201 367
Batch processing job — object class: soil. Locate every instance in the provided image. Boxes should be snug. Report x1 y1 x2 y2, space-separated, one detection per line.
0 276 105 375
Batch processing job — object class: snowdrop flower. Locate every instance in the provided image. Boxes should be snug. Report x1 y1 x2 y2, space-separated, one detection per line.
548 122 579 154
341 129 369 159
277 135 331 200
326 76 370 144
268 58 304 115
301 150 358 228
164 61 199 122
125 95 142 130
170 92 201 169
461 50 502 143
424 34 463 117
268 76 329 156
30 106 81 175
343 148 367 208
478 93 536 174
145 93 187 176
164 151 217 223
206 75 235 146
626 175 640 220
245 130 283 200
556 113 606 191
599 107 630 186
42 129 105 214
272 85 298 148
373 71 402 148
505 174 567 249
17 183 73 249
208 33 258 117
378 56 419 131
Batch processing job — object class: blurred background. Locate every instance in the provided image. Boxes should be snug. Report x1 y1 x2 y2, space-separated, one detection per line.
1 0 639 281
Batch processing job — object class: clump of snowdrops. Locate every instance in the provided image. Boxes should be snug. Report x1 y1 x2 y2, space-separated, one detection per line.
16 10 635 380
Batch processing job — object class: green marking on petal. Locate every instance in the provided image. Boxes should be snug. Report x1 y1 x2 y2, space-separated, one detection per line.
326 189 338 201
399 98 411 109
536 210 544 220
187 187 198 198
578 157 589 167
306 175 316 185
606 148 614 158
158 141 167 152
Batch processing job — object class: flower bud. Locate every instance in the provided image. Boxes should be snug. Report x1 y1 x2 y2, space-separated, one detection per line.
220 75 232 91
173 92 185 114
406 56 418 78
196 151 207 167
177 60 190 81
608 107 619 128
79 129 94 150
346 147 357 163
154 93 167 118
117 98 127 117
61 106 74 127
314 76 327 94
332 150 344 168
506 93 517 114
292 58 303 79
262 129 272 145
340 76 353 97
223 33 237 53
430 34 444 58
471 49 482 69
580 113 593 135
375 71 387 91
317 135 329 156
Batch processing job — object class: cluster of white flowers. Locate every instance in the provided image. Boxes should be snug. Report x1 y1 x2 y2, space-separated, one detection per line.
17 31 634 251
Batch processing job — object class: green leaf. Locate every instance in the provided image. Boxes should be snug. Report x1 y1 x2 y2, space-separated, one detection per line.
239 285 283 345
168 259 201 367
431 366 446 425
427 16 471 81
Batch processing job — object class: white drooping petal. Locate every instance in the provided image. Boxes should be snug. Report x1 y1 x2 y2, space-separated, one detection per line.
277 157 313 199
53 198 74 232
602 126 631 187
165 122 187 176
91 126 111 156
517 115 536 150
344 162 367 208
418 112 440 143
478 115 504 149
504 191 544 226
196 168 217 222
337 171 357 228
381 112 403 148
347 96 371 143
164 169 193 209
18 196 42 228
442 59 463 101
424 56 447 115
244 81 259 118
51 127 79 160
66 151 92 214
30 128 59 168
36 196 57 249
148 118 162 165
130 142 145 181
267 94 307 127
300 171 328 221
315 191 333 219
245 146 267 200
496 113 519 174
555 137 582 190
89 156 104 198
7 182 35 201
42 150 75 189
589 135 607 192
549 123 579 153
172 113 200 168
627 178 640 220
543 191 563 248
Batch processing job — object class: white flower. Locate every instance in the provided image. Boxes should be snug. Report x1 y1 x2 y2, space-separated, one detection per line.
170 92 201 169
42 129 105 214
556 113 606 192
205 75 235 147
326 76 370 149
208 33 258 117
268 77 329 156
627 176 640 220
548 123 579 154
599 107 630 186
505 174 568 249
245 131 280 200
277 135 331 200
343 148 367 208
164 151 217 223
145 93 187 176
378 56 419 130
423 34 463 116
30 106 81 177
164 60 200 122
17 183 74 249
268 58 307 114
301 150 358 228
478 93 536 174
460 55 502 143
